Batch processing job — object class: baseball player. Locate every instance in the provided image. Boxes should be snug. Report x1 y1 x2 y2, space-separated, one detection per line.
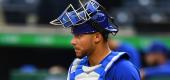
50 0 141 80
140 40 170 79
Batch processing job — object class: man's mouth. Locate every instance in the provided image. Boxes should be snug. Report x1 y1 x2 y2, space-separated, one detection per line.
75 48 81 53
74 47 79 50
75 49 79 52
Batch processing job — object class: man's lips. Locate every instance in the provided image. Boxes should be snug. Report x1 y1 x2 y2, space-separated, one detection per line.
74 46 79 50
75 49 79 52
74 48 80 53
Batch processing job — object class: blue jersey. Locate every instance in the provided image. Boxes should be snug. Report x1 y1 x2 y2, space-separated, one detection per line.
144 61 170 77
67 51 141 80
105 59 141 80
116 42 141 68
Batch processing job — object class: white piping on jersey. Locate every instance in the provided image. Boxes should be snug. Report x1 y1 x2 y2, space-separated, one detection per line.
67 58 82 80
105 52 125 71
71 58 82 73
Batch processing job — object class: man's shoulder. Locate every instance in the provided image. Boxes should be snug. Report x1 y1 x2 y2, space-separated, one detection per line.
113 59 137 71
106 59 141 80
110 51 130 60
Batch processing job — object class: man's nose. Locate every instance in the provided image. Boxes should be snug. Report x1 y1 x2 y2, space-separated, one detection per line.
71 37 76 46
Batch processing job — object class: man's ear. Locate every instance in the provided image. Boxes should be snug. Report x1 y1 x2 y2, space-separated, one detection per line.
94 32 102 43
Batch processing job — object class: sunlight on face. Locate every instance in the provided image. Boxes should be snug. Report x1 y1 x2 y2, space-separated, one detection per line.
71 33 95 58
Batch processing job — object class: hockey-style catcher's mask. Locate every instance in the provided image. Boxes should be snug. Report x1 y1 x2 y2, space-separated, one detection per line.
50 0 118 35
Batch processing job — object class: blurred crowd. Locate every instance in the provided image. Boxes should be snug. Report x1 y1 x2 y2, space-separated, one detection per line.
11 65 67 80
0 0 170 32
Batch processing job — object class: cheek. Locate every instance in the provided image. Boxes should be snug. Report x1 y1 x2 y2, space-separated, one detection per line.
146 55 155 63
80 38 94 50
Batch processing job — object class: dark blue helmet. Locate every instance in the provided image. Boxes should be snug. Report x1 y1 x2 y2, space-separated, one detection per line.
146 40 169 54
50 0 118 35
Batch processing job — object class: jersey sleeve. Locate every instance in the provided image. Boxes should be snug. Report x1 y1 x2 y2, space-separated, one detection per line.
117 43 141 68
105 59 141 80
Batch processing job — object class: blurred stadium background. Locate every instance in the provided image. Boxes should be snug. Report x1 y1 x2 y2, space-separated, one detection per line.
0 0 170 80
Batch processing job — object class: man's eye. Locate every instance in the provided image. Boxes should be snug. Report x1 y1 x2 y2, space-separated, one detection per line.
75 34 82 38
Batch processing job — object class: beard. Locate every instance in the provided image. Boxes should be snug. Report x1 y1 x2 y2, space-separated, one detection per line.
76 55 85 59
147 62 160 67
76 52 87 59
75 49 87 59
74 44 94 59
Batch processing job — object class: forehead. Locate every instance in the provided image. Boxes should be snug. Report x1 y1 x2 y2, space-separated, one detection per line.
72 33 95 37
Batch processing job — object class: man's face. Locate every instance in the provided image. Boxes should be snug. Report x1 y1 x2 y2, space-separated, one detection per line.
145 52 166 67
71 33 95 58
145 53 157 66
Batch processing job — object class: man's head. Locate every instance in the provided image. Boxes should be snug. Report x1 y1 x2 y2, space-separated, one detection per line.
144 40 169 67
50 0 119 58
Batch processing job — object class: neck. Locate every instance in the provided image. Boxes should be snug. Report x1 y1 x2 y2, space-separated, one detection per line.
88 42 111 66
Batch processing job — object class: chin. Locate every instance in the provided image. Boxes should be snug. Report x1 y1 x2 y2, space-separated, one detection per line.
77 56 83 59
76 54 84 59
76 53 85 59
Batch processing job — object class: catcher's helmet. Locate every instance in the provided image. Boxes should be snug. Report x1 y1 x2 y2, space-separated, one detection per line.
50 0 118 35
